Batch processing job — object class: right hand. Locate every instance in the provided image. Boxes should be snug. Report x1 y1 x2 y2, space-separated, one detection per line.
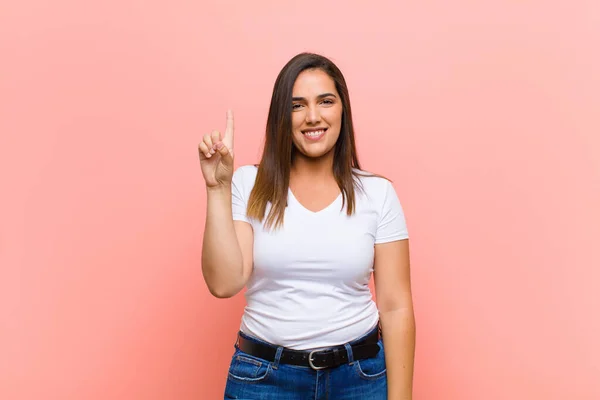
198 110 235 188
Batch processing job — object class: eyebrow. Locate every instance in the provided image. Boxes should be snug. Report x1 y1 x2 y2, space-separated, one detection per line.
292 93 337 101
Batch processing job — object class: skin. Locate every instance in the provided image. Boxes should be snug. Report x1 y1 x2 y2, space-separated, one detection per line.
375 239 415 399
288 68 343 211
290 69 342 161
199 69 415 399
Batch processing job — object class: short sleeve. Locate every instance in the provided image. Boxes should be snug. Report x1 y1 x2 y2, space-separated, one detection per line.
231 167 249 223
375 180 409 244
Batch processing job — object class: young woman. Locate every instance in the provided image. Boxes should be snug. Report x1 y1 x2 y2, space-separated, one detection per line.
199 52 415 399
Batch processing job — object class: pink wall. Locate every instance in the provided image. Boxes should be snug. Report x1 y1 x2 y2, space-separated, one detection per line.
2 1 599 399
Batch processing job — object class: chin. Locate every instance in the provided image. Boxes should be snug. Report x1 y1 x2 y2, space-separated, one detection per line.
299 146 336 160
292 134 339 160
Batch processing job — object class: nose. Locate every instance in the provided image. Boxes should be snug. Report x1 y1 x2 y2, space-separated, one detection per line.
305 105 321 124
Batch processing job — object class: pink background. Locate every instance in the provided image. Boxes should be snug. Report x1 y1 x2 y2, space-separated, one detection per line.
2 1 599 399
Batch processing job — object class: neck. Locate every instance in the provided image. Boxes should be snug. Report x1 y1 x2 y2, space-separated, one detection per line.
290 151 335 182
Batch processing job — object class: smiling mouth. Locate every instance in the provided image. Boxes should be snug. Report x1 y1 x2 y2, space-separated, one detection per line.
302 128 328 139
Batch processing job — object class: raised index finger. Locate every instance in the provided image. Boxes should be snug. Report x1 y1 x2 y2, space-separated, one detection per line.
224 109 234 141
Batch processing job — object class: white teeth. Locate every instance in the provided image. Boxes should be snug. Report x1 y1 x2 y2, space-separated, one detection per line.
304 130 325 137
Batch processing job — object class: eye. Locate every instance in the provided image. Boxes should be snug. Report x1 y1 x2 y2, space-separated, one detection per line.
292 103 303 110
321 99 334 105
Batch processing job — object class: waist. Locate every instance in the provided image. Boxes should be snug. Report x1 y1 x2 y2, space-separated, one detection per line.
240 301 380 350
235 323 382 370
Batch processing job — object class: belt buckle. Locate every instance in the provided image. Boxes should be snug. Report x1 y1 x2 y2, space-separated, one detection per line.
308 350 327 370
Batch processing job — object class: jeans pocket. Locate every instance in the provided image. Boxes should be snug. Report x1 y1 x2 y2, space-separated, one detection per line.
228 351 272 383
354 340 387 380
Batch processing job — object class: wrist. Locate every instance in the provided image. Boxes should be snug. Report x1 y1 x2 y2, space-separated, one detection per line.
206 183 232 195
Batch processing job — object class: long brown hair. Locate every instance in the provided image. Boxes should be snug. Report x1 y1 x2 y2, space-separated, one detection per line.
247 52 370 229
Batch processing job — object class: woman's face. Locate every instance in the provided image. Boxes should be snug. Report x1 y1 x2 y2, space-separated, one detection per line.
290 69 343 160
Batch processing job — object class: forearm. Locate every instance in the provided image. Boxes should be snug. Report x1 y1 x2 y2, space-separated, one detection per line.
201 185 244 297
380 307 416 400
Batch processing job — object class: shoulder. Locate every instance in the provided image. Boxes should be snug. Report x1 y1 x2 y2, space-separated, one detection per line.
352 169 406 216
353 168 394 196
231 164 259 200
233 164 259 184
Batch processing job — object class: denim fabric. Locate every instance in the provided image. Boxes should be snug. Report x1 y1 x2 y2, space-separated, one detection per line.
223 326 387 399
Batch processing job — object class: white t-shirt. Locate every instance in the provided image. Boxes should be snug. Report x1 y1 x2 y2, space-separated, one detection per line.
231 165 409 350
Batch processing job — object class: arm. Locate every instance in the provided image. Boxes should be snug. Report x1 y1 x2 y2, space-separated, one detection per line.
374 238 415 400
198 110 254 298
201 186 254 298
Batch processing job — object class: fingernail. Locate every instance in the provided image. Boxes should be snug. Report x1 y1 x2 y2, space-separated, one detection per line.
215 142 223 149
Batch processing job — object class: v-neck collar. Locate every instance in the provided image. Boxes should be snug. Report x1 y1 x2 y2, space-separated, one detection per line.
287 188 343 215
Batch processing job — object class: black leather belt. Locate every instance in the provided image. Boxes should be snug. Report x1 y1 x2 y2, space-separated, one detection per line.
236 327 381 370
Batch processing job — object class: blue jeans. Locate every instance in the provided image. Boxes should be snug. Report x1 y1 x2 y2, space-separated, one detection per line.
224 326 387 399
